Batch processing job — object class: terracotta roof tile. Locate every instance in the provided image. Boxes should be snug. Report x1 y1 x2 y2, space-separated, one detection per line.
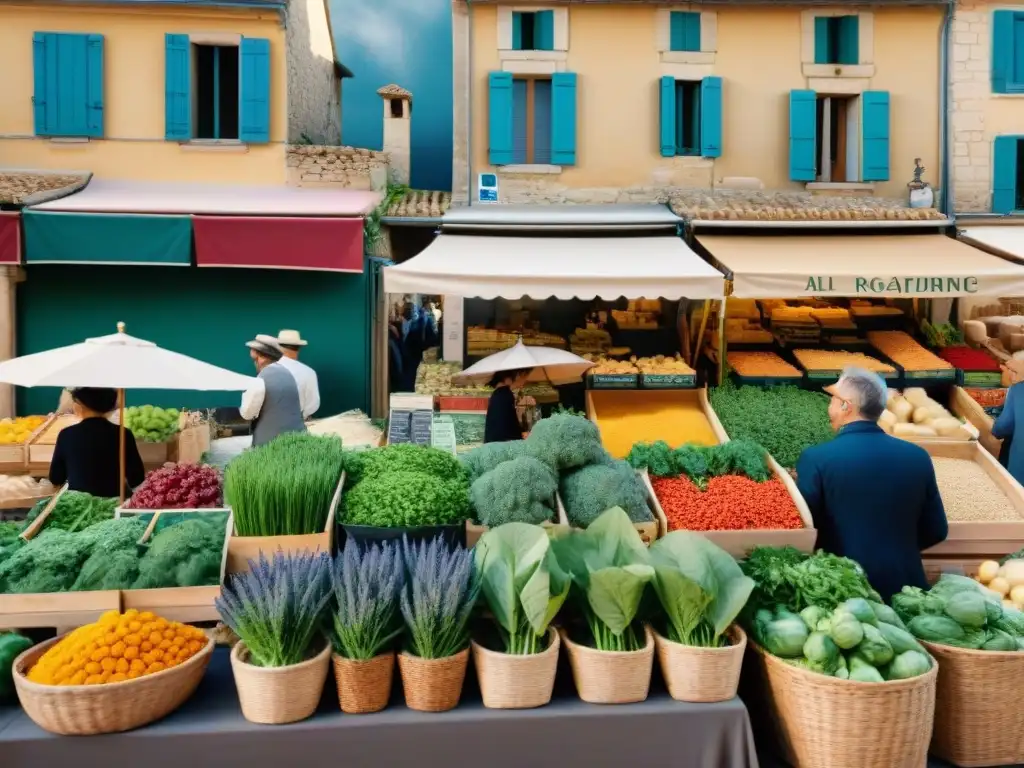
386 189 451 218
0 171 90 205
669 190 947 222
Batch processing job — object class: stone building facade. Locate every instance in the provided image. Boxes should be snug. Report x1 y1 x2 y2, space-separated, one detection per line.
285 0 344 145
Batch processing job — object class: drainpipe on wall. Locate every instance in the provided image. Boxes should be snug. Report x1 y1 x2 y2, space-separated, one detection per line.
939 0 954 220
466 0 475 207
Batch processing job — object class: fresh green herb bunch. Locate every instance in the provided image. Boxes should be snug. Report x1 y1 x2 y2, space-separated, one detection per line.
330 539 405 660
626 440 771 486
347 443 467 486
343 471 471 527
225 433 345 537
132 513 229 589
27 492 117 534
710 383 832 468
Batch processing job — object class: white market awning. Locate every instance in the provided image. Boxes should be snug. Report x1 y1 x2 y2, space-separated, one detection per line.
382 234 725 300
957 226 1024 264
698 234 1024 299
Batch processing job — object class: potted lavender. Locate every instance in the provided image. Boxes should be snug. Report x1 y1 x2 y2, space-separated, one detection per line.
398 536 479 712
329 539 404 714
216 549 334 724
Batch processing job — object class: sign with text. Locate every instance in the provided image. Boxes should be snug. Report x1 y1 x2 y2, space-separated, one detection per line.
732 273 1003 299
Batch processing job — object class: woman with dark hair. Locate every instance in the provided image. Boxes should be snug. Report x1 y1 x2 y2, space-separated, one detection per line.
49 387 146 498
484 368 531 444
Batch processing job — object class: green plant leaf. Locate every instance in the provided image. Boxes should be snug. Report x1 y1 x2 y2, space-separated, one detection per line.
589 506 650 565
651 568 710 643
587 563 655 636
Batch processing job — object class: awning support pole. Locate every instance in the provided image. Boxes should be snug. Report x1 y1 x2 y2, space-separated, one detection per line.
718 282 733 386
691 300 711 369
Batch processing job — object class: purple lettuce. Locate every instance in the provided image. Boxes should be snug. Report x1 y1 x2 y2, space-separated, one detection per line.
330 539 405 660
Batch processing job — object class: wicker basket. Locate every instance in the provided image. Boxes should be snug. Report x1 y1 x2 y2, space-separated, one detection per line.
397 648 469 712
655 624 746 703
472 628 560 709
561 625 654 704
922 640 1024 767
13 634 213 736
230 639 331 725
750 643 937 768
332 651 394 714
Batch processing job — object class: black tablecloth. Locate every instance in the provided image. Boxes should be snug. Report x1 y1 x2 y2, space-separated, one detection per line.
1 648 760 768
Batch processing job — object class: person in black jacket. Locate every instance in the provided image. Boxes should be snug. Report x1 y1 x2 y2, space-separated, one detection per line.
484 369 531 444
49 387 146 498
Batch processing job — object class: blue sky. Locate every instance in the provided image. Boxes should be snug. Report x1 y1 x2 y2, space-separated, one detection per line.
330 0 453 192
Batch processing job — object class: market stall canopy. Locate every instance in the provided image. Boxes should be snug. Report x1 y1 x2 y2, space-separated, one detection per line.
382 234 725 299
26 179 377 271
0 212 20 265
698 234 1024 299
0 326 255 390
452 341 595 386
957 226 1024 264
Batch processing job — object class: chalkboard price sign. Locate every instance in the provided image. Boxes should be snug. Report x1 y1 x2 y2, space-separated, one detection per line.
387 410 412 444
410 410 434 445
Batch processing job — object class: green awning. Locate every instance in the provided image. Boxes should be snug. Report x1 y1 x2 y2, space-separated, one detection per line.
22 210 192 266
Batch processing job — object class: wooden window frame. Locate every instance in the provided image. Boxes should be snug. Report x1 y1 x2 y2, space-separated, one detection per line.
514 74 551 164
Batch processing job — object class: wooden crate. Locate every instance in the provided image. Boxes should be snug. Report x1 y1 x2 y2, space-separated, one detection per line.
922 556 984 584
226 472 343 574
0 440 27 472
26 412 78 469
950 385 1002 458
465 494 570 548
0 591 121 632
919 440 1024 559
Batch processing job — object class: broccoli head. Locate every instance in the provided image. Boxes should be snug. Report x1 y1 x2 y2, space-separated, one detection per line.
460 440 527 482
525 414 605 472
470 456 558 527
559 460 653 527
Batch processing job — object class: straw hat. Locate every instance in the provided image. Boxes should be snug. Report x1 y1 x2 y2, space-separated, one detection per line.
277 329 308 347
246 334 283 360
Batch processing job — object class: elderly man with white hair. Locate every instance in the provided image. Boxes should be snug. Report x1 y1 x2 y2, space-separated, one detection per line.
795 367 949 602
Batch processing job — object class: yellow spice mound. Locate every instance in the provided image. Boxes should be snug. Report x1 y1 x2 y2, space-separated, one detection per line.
28 609 208 686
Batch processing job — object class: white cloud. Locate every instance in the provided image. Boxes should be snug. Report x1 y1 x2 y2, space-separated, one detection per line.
332 0 438 78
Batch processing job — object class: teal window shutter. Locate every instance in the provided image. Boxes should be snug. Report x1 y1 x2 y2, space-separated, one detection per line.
789 89 817 182
838 16 859 64
533 79 553 164
993 11 1013 93
659 76 676 157
670 12 701 52
700 76 722 158
512 78 528 164
85 35 104 138
993 136 1018 213
813 17 830 64
488 71 514 165
164 33 191 140
511 12 523 50
535 10 555 51
240 37 271 143
32 33 53 135
862 90 890 182
551 72 577 165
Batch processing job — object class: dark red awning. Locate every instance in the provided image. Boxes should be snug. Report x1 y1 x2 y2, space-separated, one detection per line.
0 213 21 265
193 216 363 272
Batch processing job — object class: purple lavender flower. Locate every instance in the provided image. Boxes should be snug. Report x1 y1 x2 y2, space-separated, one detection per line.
330 539 405 660
216 548 332 667
400 535 479 659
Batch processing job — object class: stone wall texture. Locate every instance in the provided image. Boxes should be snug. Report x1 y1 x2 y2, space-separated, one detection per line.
285 0 342 145
286 145 389 190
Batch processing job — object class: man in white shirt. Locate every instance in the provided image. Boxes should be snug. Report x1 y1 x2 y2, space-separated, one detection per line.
275 329 321 419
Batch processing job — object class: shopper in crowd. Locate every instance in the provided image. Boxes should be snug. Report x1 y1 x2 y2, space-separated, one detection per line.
239 334 306 447
275 329 320 419
795 367 948 602
484 368 531 444
387 319 404 394
400 298 438 392
993 356 1024 482
49 387 145 498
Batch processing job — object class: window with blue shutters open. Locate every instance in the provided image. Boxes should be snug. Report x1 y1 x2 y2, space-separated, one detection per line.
164 34 270 143
32 32 105 138
669 12 701 53
992 11 1024 93
512 11 555 51
658 76 721 159
488 71 576 166
992 135 1024 213
787 90 889 184
813 15 859 65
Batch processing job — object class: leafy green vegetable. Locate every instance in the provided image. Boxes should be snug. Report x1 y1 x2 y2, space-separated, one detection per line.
350 443 466 486
133 513 229 588
225 433 345 536
841 598 878 626
560 460 652 527
876 622 926 656
474 522 570 654
756 608 809 658
470 456 558 526
943 590 988 628
870 601 906 630
848 654 885 683
343 471 470 527
888 650 932 680
28 492 117 534
460 441 527 482
827 609 865 650
907 614 965 643
626 439 772 485
72 517 148 591
803 631 839 666
710 383 833 468
857 624 894 666
550 507 654 652
0 633 32 701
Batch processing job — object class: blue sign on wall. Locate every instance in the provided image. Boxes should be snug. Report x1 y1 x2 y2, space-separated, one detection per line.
332 0 453 192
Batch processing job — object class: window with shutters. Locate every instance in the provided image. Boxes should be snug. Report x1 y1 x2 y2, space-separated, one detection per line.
669 12 701 53
658 76 721 159
814 94 856 182
674 81 701 156
512 77 553 164
32 32 105 138
512 11 554 51
991 11 1024 93
814 16 859 65
194 46 240 140
992 136 1024 213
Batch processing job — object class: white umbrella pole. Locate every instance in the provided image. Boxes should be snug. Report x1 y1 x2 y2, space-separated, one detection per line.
118 388 126 506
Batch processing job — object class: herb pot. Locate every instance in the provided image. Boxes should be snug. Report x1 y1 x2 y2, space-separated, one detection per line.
230 639 331 725
471 628 560 710
561 625 654 705
331 651 395 714
397 648 469 712
654 624 746 703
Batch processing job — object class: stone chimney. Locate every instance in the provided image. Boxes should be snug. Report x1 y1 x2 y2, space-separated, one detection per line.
378 83 412 186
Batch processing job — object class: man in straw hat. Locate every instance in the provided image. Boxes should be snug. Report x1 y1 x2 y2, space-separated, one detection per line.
795 367 948 602
275 329 320 418
240 334 306 446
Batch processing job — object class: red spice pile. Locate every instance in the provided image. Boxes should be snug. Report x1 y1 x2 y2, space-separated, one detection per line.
938 347 1000 371
651 475 804 532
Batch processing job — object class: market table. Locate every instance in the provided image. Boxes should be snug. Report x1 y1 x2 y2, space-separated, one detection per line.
1 648 760 768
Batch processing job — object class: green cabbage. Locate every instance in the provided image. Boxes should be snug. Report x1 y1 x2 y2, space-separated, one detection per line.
908 614 966 643
943 591 988 628
842 598 878 625
827 609 864 650
762 611 810 658
981 629 1018 651
848 654 885 683
856 623 894 666
803 631 839 665
876 621 927 656
800 605 829 631
887 650 931 680
870 601 906 629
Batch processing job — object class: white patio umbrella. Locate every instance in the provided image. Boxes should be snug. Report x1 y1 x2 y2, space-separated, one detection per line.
452 341 594 387
0 322 255 504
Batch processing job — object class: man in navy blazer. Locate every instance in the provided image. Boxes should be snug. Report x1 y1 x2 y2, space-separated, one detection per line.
796 368 949 603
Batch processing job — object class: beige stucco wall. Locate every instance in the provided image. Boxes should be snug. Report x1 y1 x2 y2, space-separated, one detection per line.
951 0 1022 213
453 3 943 205
285 0 341 145
0 3 288 183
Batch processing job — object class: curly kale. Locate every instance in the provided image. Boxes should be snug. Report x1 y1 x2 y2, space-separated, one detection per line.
470 456 558 526
343 471 471 527
72 517 148 591
27 491 118 534
460 440 527 482
348 444 468 486
559 460 653 527
525 414 606 472
133 514 229 589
